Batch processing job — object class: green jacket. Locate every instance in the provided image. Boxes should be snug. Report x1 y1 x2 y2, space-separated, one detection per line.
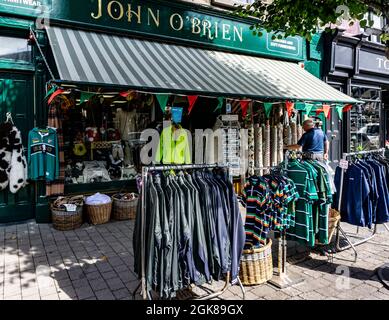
155 125 192 165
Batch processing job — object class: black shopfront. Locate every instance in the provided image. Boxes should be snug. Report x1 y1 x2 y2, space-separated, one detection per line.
323 31 389 156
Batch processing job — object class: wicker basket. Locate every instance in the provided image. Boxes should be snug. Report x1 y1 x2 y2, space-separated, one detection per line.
85 201 112 225
112 193 138 220
51 205 83 231
328 208 341 243
239 239 273 286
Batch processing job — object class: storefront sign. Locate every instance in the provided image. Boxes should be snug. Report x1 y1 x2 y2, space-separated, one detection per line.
0 0 51 14
0 0 304 61
359 50 389 76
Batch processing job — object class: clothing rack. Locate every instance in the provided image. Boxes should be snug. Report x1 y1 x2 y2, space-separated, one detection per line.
335 148 388 260
272 152 305 288
135 163 246 300
250 155 304 289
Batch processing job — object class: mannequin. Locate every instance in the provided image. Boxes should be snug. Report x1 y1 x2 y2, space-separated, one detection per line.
116 103 137 166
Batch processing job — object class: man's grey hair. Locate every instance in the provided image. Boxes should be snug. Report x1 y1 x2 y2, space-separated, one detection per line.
303 119 314 127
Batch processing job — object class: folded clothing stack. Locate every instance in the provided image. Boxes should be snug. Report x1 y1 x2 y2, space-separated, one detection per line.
52 195 84 212
112 193 138 201
85 193 111 205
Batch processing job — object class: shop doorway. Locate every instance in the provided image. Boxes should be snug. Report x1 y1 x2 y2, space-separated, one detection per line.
0 72 35 223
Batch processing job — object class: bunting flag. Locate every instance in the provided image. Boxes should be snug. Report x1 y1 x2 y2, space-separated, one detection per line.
213 97 224 113
187 95 199 115
295 102 306 111
322 104 331 118
304 103 314 116
156 94 170 113
119 91 129 98
45 85 57 100
343 104 353 112
285 101 295 117
80 92 95 103
335 104 344 120
316 104 331 119
240 100 251 118
263 103 273 119
48 89 65 105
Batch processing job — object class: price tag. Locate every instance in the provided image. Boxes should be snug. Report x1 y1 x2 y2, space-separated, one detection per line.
226 103 232 114
63 204 77 212
339 159 349 170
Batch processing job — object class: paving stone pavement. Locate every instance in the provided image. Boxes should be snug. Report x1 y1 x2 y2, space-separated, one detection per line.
1 220 389 300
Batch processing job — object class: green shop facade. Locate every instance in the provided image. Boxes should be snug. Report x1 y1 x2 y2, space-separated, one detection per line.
0 0 350 224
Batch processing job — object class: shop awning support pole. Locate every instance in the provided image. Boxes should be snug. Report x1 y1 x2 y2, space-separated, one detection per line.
268 151 305 289
141 166 148 300
138 164 245 300
334 148 388 260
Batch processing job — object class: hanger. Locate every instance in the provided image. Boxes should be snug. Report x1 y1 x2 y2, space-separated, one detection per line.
5 112 14 125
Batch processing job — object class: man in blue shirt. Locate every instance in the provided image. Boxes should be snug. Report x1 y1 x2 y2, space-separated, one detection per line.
286 119 329 161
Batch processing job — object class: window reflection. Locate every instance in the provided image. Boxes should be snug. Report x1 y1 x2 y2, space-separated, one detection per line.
0 36 32 63
350 86 381 152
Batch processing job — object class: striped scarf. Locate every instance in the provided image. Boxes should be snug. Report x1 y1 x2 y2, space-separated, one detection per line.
46 100 65 196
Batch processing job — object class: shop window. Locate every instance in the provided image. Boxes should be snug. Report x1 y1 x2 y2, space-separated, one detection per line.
61 91 153 185
0 36 32 63
350 86 382 152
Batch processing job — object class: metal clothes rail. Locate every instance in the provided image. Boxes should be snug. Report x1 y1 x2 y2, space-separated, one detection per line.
335 148 389 260
251 157 304 289
136 163 246 300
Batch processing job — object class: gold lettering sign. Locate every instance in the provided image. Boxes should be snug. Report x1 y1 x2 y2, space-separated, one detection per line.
108 1 124 21
89 0 244 43
170 13 183 31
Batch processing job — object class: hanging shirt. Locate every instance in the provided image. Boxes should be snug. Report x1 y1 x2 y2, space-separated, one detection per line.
27 127 59 181
365 160 389 224
334 164 370 227
155 124 192 165
286 160 319 246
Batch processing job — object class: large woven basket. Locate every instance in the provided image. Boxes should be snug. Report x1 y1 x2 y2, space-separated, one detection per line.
328 208 341 243
85 201 112 225
239 239 273 286
51 205 83 231
112 193 138 220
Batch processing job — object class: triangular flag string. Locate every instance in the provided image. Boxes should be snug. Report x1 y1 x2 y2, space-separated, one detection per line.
335 104 344 120
187 96 199 115
48 89 65 105
240 100 250 118
304 103 314 116
213 97 224 113
45 85 57 100
322 104 331 119
263 103 273 119
285 101 295 117
156 94 170 113
343 104 353 112
80 92 96 103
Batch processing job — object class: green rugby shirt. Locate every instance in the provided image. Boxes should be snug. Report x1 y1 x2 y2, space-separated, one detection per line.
27 127 59 181
286 160 318 246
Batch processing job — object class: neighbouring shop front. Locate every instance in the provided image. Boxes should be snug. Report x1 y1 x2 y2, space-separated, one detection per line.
322 30 389 157
1 0 356 227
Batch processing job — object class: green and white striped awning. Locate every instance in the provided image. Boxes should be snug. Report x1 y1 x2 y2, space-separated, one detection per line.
46 26 358 104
